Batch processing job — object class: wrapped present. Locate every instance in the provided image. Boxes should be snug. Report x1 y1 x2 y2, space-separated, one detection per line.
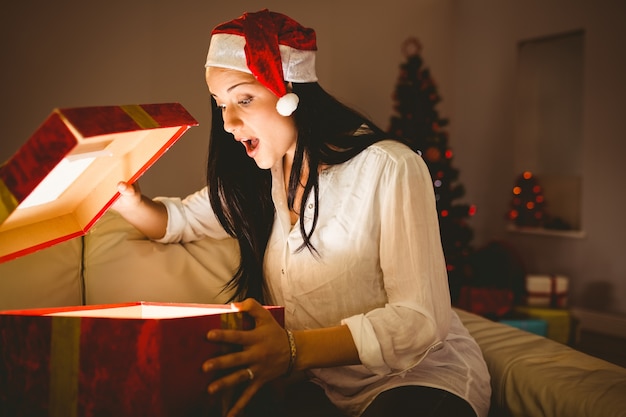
524 274 569 308
0 103 197 263
456 286 514 319
513 305 571 344
0 302 284 416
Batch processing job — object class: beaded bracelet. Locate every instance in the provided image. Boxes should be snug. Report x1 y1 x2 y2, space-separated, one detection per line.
284 329 297 377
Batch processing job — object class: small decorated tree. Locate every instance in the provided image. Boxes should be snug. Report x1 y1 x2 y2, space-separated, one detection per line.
506 171 547 228
388 38 476 301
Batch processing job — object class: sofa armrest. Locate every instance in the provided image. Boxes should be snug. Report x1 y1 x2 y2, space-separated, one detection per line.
82 211 239 305
455 308 626 417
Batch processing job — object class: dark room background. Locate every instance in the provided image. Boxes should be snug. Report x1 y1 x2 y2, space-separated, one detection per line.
1 0 625 335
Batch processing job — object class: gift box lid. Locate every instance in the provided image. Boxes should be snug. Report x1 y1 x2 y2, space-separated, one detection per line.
0 103 198 263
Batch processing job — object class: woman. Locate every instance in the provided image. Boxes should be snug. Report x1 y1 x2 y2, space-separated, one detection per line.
113 9 491 417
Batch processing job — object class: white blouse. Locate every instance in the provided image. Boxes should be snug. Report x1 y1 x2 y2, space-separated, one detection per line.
156 140 491 417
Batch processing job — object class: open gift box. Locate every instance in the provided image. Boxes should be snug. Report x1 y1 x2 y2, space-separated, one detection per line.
0 302 284 416
0 103 198 263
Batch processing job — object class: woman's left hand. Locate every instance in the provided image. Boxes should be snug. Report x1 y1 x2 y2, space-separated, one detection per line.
202 298 291 417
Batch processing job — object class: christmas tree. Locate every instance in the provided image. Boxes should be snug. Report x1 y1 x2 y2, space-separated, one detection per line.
387 38 476 301
506 171 546 228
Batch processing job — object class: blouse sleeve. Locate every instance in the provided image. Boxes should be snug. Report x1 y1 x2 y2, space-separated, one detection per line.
153 186 231 243
342 146 451 374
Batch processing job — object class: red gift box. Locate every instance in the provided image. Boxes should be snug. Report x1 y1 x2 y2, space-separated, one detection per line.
0 103 198 263
0 302 284 417
456 286 514 318
524 274 569 308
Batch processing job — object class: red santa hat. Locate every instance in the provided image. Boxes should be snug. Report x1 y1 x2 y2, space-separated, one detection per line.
205 9 318 116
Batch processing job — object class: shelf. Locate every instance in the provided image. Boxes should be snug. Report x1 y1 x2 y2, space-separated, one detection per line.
506 224 586 239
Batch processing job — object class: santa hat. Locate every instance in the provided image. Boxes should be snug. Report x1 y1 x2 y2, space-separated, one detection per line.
205 9 318 116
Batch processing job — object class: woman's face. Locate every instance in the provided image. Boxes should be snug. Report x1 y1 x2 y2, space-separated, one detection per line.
206 67 298 170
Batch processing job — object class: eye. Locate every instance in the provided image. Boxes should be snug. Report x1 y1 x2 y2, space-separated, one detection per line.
238 97 253 106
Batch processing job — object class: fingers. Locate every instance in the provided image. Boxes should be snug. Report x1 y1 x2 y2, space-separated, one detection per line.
112 181 142 213
207 366 255 394
204 366 261 417
202 299 287 416
117 181 138 196
230 298 264 315
206 326 256 346
116 181 130 194
202 300 279 373
232 298 277 328
202 342 249 373
226 383 262 417
206 365 261 417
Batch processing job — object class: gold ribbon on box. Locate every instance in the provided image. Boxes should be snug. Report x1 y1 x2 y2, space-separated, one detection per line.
220 311 243 330
49 316 81 417
120 105 160 129
0 178 19 224
219 311 244 416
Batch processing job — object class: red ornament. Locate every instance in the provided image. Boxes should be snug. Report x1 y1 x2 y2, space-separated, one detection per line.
424 147 442 162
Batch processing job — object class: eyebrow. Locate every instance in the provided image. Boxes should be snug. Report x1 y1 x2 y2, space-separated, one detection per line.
210 81 257 98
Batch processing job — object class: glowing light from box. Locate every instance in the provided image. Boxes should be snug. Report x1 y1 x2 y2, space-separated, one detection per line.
46 304 239 319
18 151 111 209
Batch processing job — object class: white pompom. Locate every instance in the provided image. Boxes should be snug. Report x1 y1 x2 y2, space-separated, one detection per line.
276 93 299 116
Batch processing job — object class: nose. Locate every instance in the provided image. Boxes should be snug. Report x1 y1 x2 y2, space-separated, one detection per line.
222 107 242 134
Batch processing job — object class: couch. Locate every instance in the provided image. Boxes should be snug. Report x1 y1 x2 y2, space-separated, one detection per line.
1 211 625 417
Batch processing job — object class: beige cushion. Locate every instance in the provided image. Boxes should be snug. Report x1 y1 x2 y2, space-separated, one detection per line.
0 238 84 310
82 211 239 305
456 308 626 417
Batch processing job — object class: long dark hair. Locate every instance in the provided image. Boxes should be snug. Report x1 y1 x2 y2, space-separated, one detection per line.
207 82 389 303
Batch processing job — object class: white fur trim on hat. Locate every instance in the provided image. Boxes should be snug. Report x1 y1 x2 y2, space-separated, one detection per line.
205 33 317 83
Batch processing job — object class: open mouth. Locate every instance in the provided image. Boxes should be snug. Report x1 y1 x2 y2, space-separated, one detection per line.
241 138 259 155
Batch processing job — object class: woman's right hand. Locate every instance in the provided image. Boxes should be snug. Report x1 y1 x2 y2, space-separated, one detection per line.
112 181 142 214
110 181 168 240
